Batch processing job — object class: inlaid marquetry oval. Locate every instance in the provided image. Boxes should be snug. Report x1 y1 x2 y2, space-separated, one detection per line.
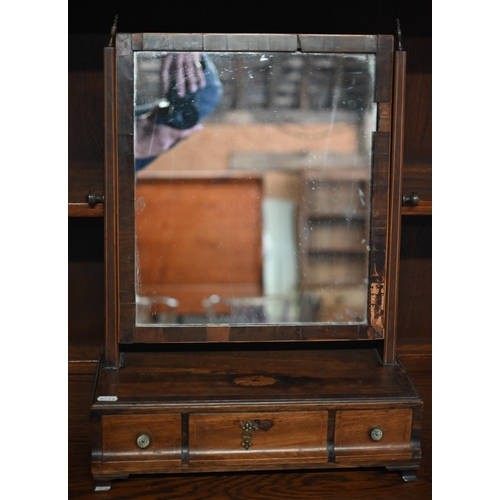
233 375 277 387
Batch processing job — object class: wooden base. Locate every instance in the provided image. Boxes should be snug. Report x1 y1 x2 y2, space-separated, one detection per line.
91 347 422 488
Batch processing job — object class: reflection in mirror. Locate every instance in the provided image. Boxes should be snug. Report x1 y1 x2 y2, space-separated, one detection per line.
134 51 377 326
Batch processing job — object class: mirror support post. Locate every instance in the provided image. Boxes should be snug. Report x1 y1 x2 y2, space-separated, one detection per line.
384 50 406 364
104 46 120 368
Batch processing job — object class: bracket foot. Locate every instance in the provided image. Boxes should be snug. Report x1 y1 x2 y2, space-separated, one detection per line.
93 474 129 491
386 466 419 482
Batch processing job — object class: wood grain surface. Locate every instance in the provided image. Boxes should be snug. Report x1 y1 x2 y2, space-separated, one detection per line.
69 354 431 499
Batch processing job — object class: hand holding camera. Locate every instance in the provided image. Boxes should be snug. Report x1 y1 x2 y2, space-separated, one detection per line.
153 53 206 130
161 52 206 97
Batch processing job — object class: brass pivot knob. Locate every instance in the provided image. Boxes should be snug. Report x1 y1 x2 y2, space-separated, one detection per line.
136 433 151 449
402 192 420 206
86 190 104 207
369 426 384 442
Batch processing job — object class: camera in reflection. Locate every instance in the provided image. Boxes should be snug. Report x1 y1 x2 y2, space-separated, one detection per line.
155 88 200 130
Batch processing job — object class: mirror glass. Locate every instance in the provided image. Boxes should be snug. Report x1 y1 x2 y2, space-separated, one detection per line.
134 51 377 326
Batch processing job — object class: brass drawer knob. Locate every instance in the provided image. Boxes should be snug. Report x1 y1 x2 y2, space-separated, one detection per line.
369 426 384 442
136 433 151 449
402 192 420 206
86 190 104 207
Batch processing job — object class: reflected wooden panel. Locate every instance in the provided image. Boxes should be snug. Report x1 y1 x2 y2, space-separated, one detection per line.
135 173 263 319
299 168 371 322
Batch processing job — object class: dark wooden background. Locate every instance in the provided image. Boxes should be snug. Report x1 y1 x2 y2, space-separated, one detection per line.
68 1 431 496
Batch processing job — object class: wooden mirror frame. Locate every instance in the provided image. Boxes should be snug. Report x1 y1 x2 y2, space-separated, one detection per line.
103 33 405 367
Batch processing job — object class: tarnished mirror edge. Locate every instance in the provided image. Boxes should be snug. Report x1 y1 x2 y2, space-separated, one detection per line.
110 33 396 346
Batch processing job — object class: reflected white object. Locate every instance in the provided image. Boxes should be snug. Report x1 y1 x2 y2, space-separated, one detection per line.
262 197 299 321
136 295 180 324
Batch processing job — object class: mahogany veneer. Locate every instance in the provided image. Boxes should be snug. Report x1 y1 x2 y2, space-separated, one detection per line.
91 347 422 487
90 33 424 490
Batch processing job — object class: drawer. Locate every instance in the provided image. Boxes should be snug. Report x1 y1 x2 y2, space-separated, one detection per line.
189 411 328 465
101 414 182 464
334 409 413 461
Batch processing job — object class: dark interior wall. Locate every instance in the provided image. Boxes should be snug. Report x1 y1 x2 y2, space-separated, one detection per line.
68 1 431 37
397 216 432 349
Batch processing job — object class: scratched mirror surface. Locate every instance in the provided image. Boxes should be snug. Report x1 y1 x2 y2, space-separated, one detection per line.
134 51 377 326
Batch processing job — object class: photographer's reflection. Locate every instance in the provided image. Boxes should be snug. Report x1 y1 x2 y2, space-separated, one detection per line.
135 52 222 171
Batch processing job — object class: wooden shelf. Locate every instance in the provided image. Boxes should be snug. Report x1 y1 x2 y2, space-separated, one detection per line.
68 203 104 217
299 169 371 317
402 200 432 216
307 212 368 220
68 346 102 373
307 248 365 255
402 163 431 215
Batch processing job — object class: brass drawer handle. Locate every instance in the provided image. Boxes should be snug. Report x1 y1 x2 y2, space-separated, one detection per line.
240 419 259 450
136 433 151 449
241 431 253 450
239 419 273 450
369 425 384 442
